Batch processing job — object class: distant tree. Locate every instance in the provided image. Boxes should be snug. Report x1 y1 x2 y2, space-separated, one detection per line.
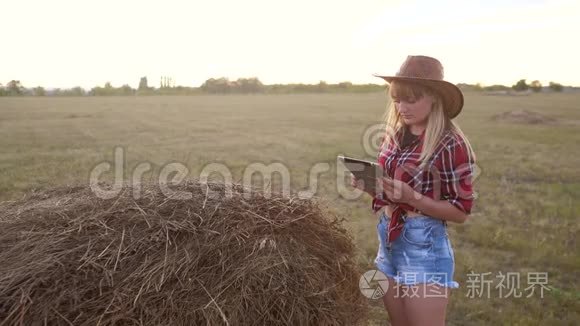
200 77 231 93
160 76 174 88
294 84 309 92
33 86 46 96
337 81 352 89
549 82 563 92
530 80 542 92
483 84 511 92
119 84 134 95
68 86 85 96
237 77 264 93
0 83 5 96
317 80 328 92
90 82 114 96
6 80 24 95
138 77 148 90
88 87 100 96
457 83 484 92
512 79 529 92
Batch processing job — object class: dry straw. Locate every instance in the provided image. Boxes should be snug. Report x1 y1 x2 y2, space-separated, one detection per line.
0 180 368 325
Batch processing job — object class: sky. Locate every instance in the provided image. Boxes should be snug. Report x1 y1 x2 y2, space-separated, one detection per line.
2 0 579 89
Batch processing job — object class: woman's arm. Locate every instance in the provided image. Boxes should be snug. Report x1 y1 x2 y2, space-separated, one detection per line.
408 194 468 223
378 177 468 223
378 135 475 224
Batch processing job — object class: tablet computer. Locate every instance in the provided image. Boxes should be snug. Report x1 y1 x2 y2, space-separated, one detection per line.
337 155 384 194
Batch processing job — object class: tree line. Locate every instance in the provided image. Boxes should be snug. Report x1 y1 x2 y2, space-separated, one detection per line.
0 77 566 96
0 77 384 96
458 79 564 93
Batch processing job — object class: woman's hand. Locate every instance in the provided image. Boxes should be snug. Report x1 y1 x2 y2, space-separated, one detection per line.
350 174 376 197
377 177 420 204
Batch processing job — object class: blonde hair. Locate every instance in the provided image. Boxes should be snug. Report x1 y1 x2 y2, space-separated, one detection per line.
382 81 475 169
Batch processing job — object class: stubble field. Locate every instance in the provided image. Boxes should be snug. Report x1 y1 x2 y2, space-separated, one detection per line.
1 92 579 325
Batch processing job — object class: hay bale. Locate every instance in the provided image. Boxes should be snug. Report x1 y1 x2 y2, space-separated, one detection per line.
0 181 367 325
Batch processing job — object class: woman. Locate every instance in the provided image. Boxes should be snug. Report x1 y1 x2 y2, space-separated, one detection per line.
352 55 476 325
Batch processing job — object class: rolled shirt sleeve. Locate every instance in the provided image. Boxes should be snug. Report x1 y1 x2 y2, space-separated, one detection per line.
440 137 476 215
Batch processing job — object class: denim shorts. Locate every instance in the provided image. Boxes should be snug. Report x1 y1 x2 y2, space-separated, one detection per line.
374 212 460 288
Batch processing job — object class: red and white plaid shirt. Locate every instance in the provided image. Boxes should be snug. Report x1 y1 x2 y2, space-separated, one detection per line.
372 127 476 243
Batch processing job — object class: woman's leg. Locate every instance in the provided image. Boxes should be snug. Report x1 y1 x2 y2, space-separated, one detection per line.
402 283 451 326
375 211 413 325
391 217 457 325
381 277 409 326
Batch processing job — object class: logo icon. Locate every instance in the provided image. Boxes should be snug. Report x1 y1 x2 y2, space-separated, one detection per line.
359 269 390 299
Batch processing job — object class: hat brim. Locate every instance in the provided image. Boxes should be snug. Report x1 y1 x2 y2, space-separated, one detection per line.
373 74 464 119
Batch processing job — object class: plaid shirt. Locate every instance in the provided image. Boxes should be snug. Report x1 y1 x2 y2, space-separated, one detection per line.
372 127 476 243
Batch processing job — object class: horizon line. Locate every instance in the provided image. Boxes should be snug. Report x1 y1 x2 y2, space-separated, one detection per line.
3 79 579 90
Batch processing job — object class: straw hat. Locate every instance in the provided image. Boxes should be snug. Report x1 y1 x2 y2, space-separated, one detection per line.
373 55 464 119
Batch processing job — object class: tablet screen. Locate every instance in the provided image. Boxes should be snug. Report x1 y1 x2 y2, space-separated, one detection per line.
337 155 384 194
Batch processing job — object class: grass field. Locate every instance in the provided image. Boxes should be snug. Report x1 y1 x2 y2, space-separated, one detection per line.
1 93 579 325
